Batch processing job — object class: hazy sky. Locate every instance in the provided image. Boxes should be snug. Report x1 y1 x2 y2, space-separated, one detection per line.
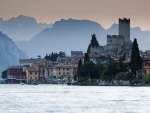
0 0 150 30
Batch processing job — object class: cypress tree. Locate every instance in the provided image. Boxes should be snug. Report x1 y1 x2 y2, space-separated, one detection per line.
76 59 82 81
45 54 48 60
84 53 90 63
130 38 142 76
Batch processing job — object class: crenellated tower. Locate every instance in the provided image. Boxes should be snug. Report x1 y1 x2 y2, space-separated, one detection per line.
119 18 130 43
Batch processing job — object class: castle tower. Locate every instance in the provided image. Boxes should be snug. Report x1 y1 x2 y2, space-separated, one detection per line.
119 18 130 43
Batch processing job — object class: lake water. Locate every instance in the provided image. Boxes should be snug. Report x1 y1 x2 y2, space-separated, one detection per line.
0 85 150 113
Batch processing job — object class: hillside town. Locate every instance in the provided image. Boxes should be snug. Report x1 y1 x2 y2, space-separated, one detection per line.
1 17 150 86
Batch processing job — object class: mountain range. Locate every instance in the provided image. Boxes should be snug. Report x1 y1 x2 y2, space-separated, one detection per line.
0 15 150 60
0 15 150 73
16 18 106 57
0 32 27 72
15 18 150 57
0 15 52 41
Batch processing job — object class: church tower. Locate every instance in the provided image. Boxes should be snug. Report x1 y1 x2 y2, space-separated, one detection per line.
119 18 130 43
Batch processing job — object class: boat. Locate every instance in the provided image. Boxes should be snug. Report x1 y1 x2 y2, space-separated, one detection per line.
31 81 39 85
20 82 25 85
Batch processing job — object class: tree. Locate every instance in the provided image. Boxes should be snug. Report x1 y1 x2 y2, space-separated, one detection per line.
84 53 90 63
143 75 150 84
44 53 50 60
101 69 110 81
45 51 66 61
50 52 58 61
1 70 7 79
76 59 82 81
107 60 119 80
96 63 104 79
115 72 129 81
59 51 66 57
100 59 119 81
80 61 98 84
118 56 128 72
130 38 142 76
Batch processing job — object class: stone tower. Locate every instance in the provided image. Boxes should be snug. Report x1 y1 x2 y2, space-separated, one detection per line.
119 18 130 43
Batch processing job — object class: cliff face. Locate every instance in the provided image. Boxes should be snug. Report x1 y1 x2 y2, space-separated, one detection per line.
0 32 27 72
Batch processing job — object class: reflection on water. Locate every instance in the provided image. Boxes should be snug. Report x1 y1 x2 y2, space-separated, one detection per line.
0 85 150 113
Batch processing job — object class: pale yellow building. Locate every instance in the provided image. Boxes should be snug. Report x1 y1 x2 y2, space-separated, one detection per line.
54 64 77 82
45 64 77 83
23 67 38 84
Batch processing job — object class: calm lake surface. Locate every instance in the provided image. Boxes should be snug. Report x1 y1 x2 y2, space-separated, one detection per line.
0 84 150 113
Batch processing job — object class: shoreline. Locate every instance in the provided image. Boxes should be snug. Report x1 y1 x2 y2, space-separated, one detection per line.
0 83 150 87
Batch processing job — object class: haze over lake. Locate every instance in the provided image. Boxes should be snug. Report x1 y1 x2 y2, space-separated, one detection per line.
0 85 150 113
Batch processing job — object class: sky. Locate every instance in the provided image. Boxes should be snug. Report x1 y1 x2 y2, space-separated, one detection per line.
0 0 150 30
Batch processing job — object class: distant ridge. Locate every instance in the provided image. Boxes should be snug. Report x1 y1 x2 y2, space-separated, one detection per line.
16 18 106 57
0 15 52 41
13 18 150 57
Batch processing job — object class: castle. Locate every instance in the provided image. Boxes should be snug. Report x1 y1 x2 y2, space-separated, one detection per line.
88 17 132 58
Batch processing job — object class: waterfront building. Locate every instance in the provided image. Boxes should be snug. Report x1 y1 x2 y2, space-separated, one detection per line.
44 66 54 79
20 58 37 67
57 56 72 64
7 66 26 83
30 58 51 83
53 64 77 83
23 67 38 84
141 55 150 75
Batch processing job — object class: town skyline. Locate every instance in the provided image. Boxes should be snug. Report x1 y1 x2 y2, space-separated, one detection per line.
0 0 150 30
